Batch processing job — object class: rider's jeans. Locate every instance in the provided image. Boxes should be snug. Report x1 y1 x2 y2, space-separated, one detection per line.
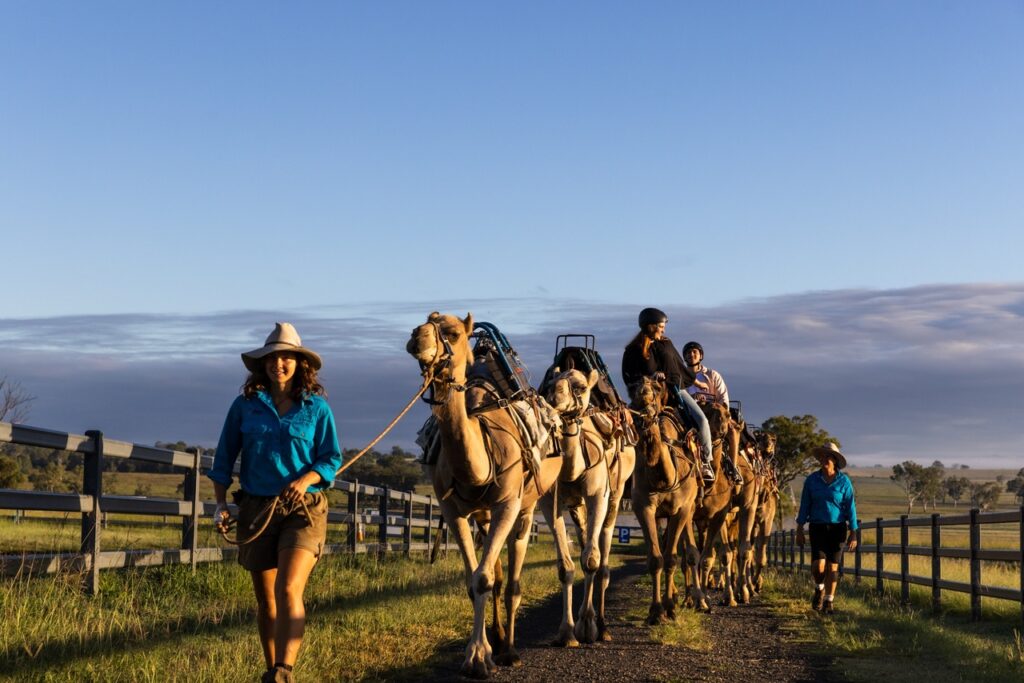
671 385 713 466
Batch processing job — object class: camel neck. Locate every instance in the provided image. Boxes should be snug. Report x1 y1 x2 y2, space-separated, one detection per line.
433 379 491 486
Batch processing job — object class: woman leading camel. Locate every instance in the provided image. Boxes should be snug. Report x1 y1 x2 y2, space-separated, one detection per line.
621 307 715 483
795 441 858 615
209 323 343 683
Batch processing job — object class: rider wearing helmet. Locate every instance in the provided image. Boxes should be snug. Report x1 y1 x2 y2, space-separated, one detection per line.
622 308 715 483
682 340 743 484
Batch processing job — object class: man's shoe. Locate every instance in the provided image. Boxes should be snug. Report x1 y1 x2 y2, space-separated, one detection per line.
811 587 824 611
700 463 716 483
822 600 834 615
731 469 744 485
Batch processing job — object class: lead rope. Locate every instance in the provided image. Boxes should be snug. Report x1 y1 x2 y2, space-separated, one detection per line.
218 369 438 546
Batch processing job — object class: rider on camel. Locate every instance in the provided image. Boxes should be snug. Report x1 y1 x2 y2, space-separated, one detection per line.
682 340 744 484
622 308 715 483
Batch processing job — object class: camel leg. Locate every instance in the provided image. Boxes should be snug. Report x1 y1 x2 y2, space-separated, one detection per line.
735 500 759 604
681 521 711 612
574 485 609 644
538 488 578 647
635 500 667 625
700 509 737 606
595 476 628 641
497 506 535 668
661 512 685 620
461 498 521 679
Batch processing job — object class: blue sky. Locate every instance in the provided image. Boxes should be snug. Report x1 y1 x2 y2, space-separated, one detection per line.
2 3 1022 466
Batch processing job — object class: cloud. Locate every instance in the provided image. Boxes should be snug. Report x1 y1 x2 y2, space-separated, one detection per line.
2 283 1023 467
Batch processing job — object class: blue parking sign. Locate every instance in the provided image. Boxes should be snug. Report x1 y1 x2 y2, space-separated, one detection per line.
617 527 631 544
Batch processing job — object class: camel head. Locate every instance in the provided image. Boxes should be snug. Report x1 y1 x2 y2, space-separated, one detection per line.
546 367 599 416
699 400 731 441
406 312 474 378
756 430 777 458
630 375 667 420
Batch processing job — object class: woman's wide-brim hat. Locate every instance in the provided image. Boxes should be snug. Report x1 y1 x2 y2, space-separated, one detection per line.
812 441 847 470
242 322 322 372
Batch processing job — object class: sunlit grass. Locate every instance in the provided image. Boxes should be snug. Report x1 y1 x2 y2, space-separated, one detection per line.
764 567 1024 683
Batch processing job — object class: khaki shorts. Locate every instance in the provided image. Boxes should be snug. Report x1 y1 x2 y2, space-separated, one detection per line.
234 490 329 572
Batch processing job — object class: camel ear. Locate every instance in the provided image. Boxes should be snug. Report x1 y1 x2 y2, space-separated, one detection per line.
586 368 600 388
463 313 474 335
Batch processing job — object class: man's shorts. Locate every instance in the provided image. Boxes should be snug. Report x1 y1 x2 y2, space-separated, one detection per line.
809 522 848 564
234 490 329 572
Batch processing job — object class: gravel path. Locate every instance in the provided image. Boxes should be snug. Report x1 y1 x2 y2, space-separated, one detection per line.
421 559 836 682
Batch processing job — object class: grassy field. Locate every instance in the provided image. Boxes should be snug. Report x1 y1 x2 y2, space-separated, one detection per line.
764 567 1024 682
0 538 637 682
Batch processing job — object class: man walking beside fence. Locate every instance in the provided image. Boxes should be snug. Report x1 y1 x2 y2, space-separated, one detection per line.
795 442 858 614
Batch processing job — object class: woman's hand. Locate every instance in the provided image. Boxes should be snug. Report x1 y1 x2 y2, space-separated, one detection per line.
846 535 858 551
212 502 232 531
280 472 322 503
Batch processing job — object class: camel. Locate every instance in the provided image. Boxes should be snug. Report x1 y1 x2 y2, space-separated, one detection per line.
691 400 760 607
406 312 563 678
539 367 636 645
751 431 779 592
629 376 709 623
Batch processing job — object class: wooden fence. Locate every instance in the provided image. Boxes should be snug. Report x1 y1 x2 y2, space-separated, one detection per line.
0 421 449 594
765 510 1024 622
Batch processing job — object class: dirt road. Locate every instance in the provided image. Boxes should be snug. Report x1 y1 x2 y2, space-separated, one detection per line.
422 559 836 682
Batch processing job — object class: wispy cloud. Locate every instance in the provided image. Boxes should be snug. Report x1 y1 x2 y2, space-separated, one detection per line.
2 283 1023 467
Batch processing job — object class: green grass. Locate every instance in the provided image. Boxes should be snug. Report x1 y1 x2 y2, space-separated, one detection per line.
763 568 1024 683
0 538 633 682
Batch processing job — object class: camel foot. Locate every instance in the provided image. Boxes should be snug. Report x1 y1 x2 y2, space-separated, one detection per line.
662 600 677 621
551 624 579 648
574 616 599 644
460 656 496 680
596 617 612 642
646 604 667 625
494 649 522 668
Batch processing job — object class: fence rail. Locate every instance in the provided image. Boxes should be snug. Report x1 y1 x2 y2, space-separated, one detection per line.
0 421 450 594
765 509 1024 622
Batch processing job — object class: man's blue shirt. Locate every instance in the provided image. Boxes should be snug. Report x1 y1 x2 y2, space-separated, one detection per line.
796 470 859 530
208 391 343 496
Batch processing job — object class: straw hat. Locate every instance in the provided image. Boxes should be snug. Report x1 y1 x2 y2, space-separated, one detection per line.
811 441 847 470
242 322 322 372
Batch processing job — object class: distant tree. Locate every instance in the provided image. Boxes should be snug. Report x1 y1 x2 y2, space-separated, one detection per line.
891 461 927 514
0 455 24 488
931 460 945 470
968 481 1002 511
945 476 971 508
759 414 838 517
960 464 970 470
0 376 35 423
341 446 427 491
996 474 1006 484
1005 468 1024 498
921 462 945 511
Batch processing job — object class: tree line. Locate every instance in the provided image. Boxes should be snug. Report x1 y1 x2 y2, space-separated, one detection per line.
890 460 1018 514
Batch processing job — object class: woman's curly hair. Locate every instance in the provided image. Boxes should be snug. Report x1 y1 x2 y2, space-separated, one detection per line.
242 354 326 400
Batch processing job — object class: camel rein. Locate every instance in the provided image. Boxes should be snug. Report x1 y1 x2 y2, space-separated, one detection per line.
217 369 438 546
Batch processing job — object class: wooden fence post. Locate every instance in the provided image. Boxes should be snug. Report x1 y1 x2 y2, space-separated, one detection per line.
854 523 862 582
403 493 413 558
347 480 359 553
181 448 201 570
81 430 104 596
426 495 434 548
930 512 941 614
789 529 796 570
798 528 805 569
970 508 981 621
875 517 883 595
379 487 390 556
900 515 909 605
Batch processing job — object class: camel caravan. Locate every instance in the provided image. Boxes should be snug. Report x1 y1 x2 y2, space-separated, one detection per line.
407 311 780 678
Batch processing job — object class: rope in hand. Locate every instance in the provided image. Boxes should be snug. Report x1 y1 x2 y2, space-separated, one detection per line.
216 369 437 546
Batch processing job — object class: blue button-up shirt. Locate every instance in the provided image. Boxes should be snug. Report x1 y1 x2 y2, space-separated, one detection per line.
208 391 343 496
796 470 859 530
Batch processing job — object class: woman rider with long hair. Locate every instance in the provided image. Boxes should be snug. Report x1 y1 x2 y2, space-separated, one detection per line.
622 307 715 483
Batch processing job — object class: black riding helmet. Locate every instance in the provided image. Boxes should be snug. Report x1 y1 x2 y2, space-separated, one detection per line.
638 307 668 328
682 341 704 358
